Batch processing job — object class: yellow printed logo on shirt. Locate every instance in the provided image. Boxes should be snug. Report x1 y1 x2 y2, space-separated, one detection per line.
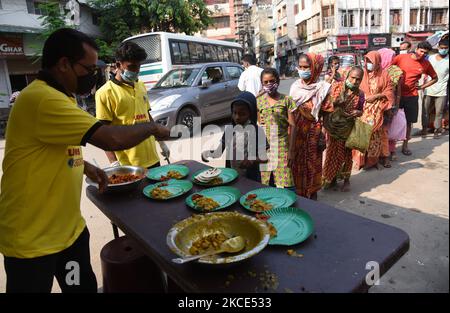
67 147 84 168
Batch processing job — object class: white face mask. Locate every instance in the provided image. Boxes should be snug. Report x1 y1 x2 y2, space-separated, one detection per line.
366 63 374 71
399 50 408 54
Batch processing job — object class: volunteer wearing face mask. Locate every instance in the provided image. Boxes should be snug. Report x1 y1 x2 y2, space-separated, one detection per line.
323 66 365 192
96 41 170 168
392 41 438 155
257 68 296 191
354 51 395 171
289 53 332 200
422 38 449 139
0 29 170 293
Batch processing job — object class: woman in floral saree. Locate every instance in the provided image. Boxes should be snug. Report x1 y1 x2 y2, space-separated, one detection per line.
354 51 395 170
289 53 332 200
322 67 365 191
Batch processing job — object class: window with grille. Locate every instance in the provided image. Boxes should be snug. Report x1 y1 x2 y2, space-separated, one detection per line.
369 10 381 26
410 9 418 25
341 11 355 27
432 9 445 24
129 35 161 63
26 0 47 15
390 9 402 26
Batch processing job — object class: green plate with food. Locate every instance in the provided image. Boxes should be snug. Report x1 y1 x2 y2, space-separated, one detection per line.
260 207 314 245
146 164 190 181
240 187 297 213
186 186 241 212
143 179 193 200
191 167 238 186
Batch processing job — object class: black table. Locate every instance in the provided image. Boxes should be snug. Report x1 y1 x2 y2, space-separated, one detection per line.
87 160 409 293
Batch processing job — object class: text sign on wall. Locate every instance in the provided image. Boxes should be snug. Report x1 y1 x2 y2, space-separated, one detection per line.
0 35 24 56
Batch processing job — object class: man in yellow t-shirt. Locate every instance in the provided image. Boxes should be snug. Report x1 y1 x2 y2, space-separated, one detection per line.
96 41 170 168
0 28 169 293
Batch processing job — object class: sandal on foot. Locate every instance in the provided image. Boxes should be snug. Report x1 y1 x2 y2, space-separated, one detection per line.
402 149 412 156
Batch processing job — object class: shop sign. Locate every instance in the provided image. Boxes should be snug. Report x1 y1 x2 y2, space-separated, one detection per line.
368 34 391 49
0 35 24 56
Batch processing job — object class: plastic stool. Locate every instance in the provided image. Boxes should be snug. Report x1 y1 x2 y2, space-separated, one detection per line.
100 236 166 293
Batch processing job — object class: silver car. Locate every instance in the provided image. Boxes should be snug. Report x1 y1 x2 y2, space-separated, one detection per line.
148 62 244 131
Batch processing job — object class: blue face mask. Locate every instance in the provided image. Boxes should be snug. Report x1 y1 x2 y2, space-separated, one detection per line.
439 49 449 56
298 69 311 80
120 70 139 83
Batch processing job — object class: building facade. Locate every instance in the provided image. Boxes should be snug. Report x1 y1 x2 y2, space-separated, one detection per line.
269 0 449 69
252 0 274 65
0 0 101 107
198 0 239 41
273 0 299 76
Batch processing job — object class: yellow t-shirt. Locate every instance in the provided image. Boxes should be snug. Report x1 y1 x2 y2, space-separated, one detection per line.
0 79 100 258
95 79 159 168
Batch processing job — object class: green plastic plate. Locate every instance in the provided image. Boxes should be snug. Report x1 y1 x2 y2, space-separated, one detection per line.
262 207 314 245
191 168 238 186
146 164 189 181
143 179 193 200
186 186 241 212
240 187 297 213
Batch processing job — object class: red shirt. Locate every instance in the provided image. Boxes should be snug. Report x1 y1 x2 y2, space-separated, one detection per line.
392 53 437 97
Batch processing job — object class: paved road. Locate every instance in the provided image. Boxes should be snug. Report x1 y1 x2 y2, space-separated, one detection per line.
0 77 448 292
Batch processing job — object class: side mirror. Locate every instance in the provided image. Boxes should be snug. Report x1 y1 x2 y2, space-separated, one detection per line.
200 79 212 89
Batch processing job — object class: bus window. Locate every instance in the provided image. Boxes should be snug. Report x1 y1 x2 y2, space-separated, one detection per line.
171 41 182 64
233 49 239 63
237 49 243 61
210 46 218 61
129 34 161 63
196 43 205 62
222 48 230 62
203 45 212 61
179 42 190 63
230 49 236 63
189 42 200 63
217 46 224 61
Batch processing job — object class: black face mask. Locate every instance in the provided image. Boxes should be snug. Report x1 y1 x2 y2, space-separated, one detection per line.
76 72 98 95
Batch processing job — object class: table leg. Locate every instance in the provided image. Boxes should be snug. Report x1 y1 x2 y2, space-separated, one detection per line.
112 222 120 239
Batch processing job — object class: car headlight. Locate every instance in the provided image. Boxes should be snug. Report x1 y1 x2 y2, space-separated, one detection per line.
151 94 182 111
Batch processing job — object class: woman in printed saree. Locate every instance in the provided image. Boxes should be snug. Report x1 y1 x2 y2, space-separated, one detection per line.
257 68 296 191
378 48 404 164
354 51 395 170
289 53 332 200
322 66 365 192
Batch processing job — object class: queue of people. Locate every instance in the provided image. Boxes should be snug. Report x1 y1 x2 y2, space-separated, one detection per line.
0 26 447 293
236 37 447 200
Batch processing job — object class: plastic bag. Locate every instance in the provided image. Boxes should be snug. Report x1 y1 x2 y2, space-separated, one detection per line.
345 118 373 153
388 109 407 141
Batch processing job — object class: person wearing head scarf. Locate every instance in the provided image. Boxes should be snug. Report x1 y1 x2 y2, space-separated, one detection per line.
202 91 268 182
322 66 365 192
288 53 332 200
378 48 404 164
353 51 395 170
257 68 296 191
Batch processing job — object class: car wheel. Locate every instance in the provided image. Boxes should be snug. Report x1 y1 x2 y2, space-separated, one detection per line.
176 107 198 132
